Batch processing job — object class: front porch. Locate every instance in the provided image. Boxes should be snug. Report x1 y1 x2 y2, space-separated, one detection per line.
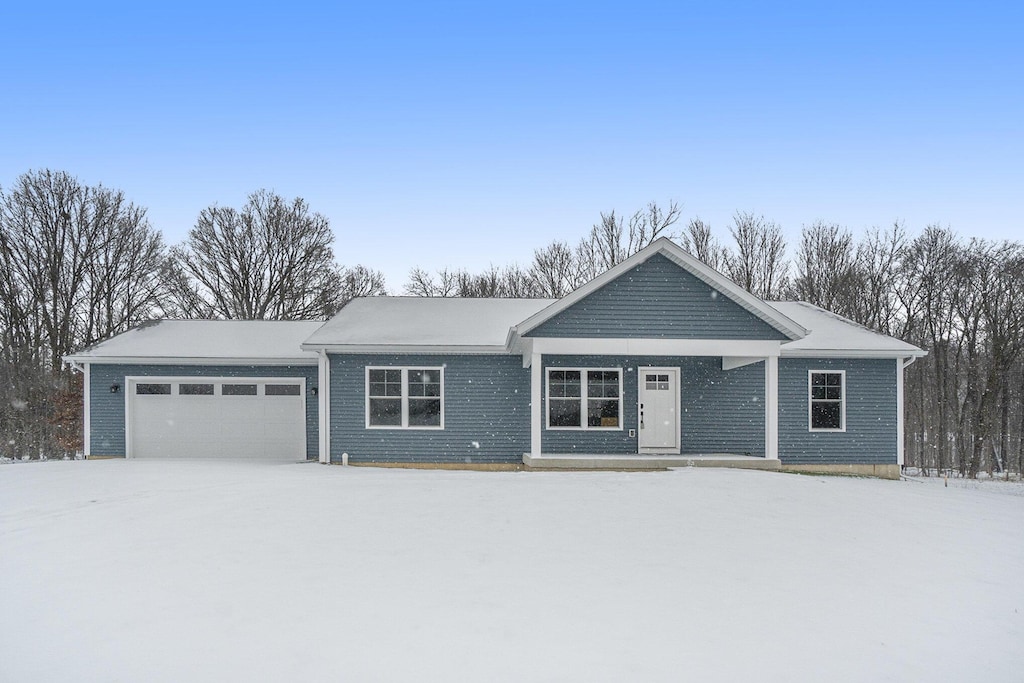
523 452 782 471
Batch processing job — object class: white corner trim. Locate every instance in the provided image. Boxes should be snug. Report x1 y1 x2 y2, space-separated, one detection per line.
318 350 330 464
531 338 782 357
896 357 905 466
765 356 779 460
83 362 91 457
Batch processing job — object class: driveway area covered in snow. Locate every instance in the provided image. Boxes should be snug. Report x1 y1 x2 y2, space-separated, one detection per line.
1 461 1021 682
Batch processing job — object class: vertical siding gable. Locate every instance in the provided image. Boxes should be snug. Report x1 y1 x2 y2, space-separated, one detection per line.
329 353 530 464
524 253 789 340
89 363 319 458
777 358 897 464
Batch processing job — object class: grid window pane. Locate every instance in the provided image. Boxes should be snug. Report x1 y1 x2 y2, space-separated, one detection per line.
369 398 402 425
587 370 619 398
369 369 402 397
408 369 441 397
549 370 581 399
587 398 620 427
811 402 842 429
408 398 441 426
549 398 582 427
136 383 171 395
179 383 213 395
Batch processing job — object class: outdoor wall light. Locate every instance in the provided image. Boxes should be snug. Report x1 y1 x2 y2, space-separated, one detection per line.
310 386 318 396
110 383 121 394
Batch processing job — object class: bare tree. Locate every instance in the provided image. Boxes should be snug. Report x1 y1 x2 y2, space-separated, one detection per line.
677 217 729 271
790 221 857 316
585 200 681 273
0 169 165 457
168 190 343 320
338 265 388 307
530 240 584 298
725 212 789 299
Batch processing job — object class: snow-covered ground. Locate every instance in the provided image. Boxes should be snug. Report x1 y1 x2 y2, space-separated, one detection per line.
1 461 1021 682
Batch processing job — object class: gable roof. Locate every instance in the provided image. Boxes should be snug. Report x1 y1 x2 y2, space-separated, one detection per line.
301 297 556 351
511 237 808 341
769 302 925 357
65 320 324 365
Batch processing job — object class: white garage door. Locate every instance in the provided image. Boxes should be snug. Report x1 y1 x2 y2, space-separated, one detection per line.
128 378 306 460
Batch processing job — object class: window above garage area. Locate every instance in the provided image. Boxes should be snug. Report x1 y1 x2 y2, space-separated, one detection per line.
132 380 305 397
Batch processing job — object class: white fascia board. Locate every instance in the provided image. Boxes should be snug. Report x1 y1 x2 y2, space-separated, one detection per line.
531 338 782 357
780 348 928 359
302 344 510 355
63 355 318 366
513 237 809 341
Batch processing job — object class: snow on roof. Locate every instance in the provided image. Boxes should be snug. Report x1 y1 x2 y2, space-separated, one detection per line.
66 320 325 363
769 302 924 356
302 297 557 349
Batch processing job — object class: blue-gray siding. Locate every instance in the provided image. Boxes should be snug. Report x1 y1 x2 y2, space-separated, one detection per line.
778 358 897 465
525 253 790 340
541 355 766 456
328 354 530 464
89 363 318 459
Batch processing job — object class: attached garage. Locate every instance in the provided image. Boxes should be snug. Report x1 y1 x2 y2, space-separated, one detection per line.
65 320 324 461
128 377 306 459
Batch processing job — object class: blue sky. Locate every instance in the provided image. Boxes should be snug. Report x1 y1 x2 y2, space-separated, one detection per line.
2 1 1021 290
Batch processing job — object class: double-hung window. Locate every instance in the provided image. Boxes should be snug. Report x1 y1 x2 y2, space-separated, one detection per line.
547 369 622 429
367 367 443 429
809 370 844 431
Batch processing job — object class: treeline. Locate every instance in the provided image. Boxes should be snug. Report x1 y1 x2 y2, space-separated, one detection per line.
2 169 1021 478
0 169 385 458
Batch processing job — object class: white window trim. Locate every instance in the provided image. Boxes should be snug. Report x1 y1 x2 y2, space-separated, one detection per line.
546 367 624 431
808 369 846 432
365 366 445 430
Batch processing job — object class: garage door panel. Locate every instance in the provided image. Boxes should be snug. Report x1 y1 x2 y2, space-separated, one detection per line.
130 379 305 460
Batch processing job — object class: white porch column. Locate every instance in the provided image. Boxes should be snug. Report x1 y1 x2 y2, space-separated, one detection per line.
531 351 542 456
765 355 779 460
318 350 331 464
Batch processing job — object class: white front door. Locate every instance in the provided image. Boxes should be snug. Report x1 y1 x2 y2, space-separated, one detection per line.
638 367 680 453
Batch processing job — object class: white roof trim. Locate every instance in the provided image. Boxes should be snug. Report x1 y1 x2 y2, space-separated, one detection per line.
63 355 318 366
510 237 808 341
780 348 927 359
301 344 509 355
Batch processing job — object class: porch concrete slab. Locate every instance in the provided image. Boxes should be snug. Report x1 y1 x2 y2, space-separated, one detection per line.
522 453 781 471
